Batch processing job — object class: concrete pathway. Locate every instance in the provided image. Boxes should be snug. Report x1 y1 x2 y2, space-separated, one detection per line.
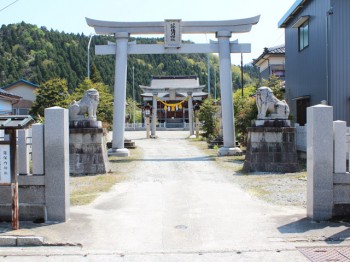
1 131 350 261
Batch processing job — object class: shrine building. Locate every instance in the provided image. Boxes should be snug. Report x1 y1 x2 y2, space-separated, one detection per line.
140 75 207 128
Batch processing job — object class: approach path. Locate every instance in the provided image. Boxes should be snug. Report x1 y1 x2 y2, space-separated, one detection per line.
2 131 347 261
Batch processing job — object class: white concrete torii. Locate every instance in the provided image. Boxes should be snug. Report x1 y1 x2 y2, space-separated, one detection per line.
86 16 260 156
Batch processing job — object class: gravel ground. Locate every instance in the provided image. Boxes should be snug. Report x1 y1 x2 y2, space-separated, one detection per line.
121 131 308 209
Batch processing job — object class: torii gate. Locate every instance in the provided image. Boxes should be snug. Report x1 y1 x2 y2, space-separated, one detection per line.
86 16 260 156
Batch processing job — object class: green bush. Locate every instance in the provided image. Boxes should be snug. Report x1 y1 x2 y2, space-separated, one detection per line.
198 98 220 140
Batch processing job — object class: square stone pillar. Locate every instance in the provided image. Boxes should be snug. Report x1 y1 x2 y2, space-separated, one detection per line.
44 106 70 222
32 123 44 175
307 105 333 221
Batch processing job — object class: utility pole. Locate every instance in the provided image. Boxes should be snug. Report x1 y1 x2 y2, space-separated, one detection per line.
241 53 244 97
87 33 94 79
207 54 210 98
132 65 135 129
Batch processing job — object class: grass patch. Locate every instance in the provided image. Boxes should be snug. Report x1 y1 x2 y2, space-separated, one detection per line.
70 173 125 206
69 146 142 206
248 186 269 197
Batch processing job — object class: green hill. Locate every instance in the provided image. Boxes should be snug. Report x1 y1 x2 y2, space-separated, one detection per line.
0 22 257 101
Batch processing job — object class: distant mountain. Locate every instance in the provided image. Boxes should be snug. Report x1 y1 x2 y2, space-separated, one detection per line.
0 22 258 101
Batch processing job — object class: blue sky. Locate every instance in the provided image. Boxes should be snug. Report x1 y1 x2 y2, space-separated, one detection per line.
1 0 295 64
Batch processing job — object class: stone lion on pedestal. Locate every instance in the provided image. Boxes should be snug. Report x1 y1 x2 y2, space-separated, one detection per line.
256 86 289 119
69 89 99 120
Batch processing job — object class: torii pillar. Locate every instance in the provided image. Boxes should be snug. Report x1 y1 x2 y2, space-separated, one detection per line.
151 92 157 138
217 31 241 155
111 32 130 156
188 92 194 136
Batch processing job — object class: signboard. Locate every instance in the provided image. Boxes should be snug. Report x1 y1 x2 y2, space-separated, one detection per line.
164 19 182 48
0 145 11 183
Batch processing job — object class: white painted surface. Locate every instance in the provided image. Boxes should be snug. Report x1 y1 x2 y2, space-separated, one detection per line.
217 31 235 149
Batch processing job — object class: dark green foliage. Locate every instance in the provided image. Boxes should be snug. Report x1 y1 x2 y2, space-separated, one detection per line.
30 78 70 118
233 86 258 145
198 99 220 140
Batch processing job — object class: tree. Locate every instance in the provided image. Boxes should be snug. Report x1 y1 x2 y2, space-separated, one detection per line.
233 85 257 145
30 78 70 118
198 98 220 140
90 62 102 83
126 97 142 124
261 75 285 100
70 78 114 127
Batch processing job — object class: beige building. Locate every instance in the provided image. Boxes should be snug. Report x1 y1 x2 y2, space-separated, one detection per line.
1 79 38 115
0 89 22 115
253 45 285 82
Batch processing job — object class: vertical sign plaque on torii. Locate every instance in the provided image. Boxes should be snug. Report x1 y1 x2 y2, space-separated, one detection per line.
164 19 182 48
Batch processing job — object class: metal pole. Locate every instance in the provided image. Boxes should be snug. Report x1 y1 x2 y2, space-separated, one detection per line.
207 54 211 98
132 66 135 129
214 66 217 100
87 33 94 79
241 53 244 97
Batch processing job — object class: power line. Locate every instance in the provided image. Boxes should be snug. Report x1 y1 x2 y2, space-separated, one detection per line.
0 0 19 13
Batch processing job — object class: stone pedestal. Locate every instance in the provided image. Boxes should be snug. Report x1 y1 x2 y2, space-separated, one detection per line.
243 120 299 173
69 120 109 175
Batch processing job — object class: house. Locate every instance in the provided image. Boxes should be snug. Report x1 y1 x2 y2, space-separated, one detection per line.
252 45 285 82
0 89 22 115
140 76 207 128
1 79 38 115
279 0 350 125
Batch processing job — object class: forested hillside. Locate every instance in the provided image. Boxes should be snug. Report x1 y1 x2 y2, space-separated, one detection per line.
0 22 258 101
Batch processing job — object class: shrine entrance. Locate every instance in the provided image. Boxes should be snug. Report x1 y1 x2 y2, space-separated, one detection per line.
86 16 260 156
140 75 208 137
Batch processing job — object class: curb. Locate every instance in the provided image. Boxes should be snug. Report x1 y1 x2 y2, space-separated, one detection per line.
0 236 44 246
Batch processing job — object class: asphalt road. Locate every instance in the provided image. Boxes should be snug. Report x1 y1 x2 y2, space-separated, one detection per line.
1 131 349 261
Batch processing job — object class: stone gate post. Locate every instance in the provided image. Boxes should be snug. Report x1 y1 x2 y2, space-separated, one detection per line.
307 104 333 220
44 106 70 222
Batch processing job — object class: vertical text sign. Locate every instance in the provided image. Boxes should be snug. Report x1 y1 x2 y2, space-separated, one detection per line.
165 19 182 48
0 145 10 183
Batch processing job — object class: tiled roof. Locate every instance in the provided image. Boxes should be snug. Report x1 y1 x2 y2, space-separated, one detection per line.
150 75 200 89
252 45 285 66
267 45 285 54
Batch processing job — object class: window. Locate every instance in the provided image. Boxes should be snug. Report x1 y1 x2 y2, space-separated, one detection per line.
299 21 309 51
19 109 29 115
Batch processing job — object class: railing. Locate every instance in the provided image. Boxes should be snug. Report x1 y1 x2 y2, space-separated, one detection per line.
125 122 190 130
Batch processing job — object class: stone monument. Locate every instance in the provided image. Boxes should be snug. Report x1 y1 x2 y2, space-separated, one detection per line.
243 87 299 172
69 89 109 174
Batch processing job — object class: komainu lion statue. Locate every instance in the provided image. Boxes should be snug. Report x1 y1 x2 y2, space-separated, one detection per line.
256 86 289 119
69 88 99 120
